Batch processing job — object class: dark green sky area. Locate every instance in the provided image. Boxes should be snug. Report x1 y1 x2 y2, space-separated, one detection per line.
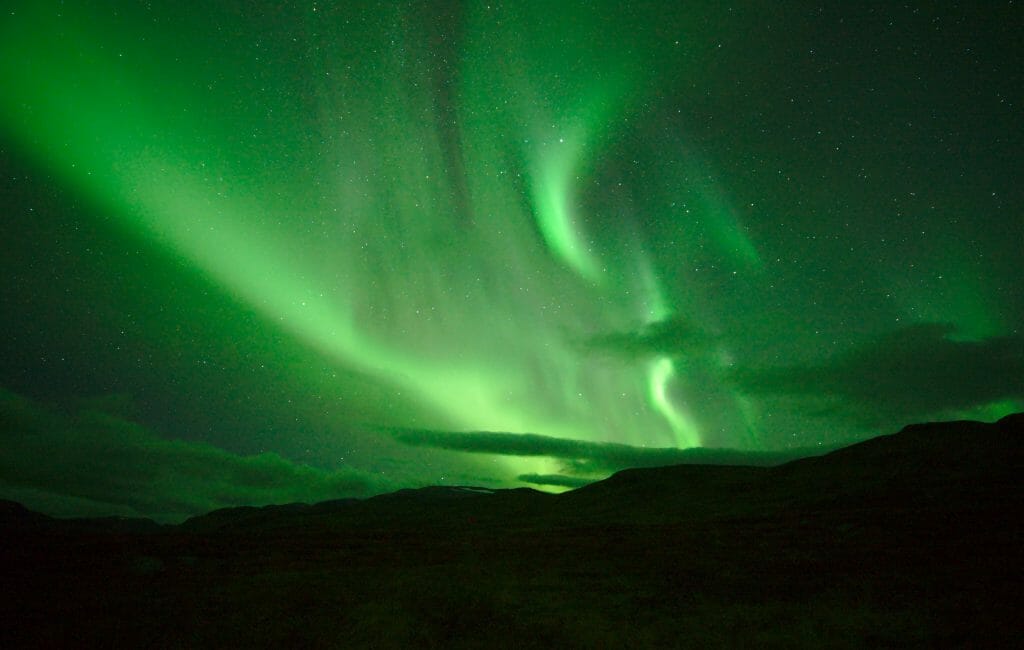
1 1 1021 520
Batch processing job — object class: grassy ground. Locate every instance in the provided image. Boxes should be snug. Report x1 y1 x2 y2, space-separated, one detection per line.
4 416 1020 647
3 504 1018 648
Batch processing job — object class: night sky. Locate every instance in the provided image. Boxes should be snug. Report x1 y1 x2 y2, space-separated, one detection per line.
2 1 1021 520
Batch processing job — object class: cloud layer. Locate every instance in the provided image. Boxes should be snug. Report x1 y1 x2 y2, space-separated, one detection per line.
731 324 1024 423
0 388 392 521
387 426 826 475
584 317 716 359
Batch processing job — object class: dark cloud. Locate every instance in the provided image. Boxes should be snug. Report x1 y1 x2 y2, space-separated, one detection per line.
584 317 716 359
732 324 1024 423
387 426 827 475
517 474 594 489
0 388 393 521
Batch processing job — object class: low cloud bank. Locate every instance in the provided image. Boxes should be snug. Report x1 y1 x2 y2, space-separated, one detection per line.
0 388 390 521
387 426 826 476
732 324 1024 424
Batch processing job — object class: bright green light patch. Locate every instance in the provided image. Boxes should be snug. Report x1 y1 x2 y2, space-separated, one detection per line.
0 1 720 477
648 358 701 448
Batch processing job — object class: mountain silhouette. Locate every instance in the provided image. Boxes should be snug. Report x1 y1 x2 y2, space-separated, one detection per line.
2 414 1021 648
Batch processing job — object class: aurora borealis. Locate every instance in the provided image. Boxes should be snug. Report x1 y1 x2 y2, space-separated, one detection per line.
1 1 1021 520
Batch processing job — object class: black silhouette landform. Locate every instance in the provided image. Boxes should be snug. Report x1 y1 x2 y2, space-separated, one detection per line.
3 413 1021 648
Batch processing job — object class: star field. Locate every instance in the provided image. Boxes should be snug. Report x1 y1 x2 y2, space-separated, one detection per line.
1 1 1021 519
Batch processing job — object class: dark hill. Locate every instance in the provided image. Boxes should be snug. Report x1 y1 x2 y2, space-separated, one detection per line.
761 413 1022 511
0 499 50 526
2 414 1021 648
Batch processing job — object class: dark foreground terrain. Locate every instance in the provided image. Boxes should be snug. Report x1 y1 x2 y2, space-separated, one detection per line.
3 414 1022 648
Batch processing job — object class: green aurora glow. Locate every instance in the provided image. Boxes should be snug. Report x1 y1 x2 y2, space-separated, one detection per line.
1 1 1021 519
